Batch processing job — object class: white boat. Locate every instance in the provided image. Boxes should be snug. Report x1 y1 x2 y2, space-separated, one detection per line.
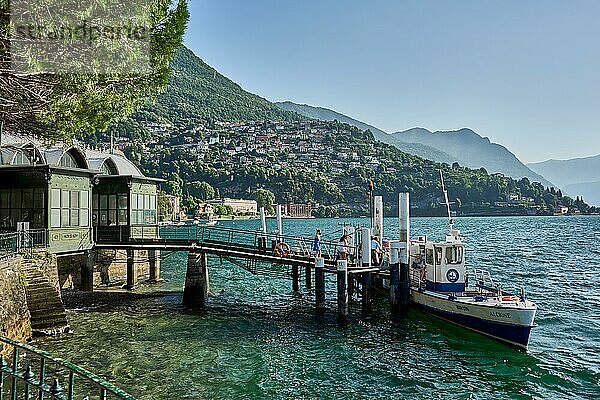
405 172 537 348
408 229 537 348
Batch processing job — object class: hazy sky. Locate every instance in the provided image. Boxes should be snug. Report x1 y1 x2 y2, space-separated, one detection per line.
185 0 600 163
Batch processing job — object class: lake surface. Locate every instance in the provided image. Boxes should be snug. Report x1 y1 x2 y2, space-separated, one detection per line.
34 216 600 399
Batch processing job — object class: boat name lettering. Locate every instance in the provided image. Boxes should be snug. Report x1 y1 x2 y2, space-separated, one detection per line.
489 311 511 319
456 305 469 312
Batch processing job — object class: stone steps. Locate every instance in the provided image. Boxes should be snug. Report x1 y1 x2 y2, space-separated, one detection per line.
21 263 69 336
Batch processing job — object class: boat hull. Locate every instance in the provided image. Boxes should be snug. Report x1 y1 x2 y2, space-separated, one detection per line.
411 290 535 348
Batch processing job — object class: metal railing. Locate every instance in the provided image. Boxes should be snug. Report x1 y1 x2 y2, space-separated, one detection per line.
0 337 135 400
159 225 358 262
0 230 49 260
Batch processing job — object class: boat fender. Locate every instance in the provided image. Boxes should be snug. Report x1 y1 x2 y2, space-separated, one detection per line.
274 242 291 257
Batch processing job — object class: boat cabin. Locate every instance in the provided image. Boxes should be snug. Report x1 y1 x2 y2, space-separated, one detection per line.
414 230 466 293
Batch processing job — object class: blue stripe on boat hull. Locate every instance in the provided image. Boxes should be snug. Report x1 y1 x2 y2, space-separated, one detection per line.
413 301 533 348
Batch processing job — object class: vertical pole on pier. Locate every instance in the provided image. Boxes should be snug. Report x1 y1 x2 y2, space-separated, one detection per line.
259 207 268 250
389 243 401 314
360 227 371 268
315 257 325 314
361 271 372 312
374 195 384 242
81 249 95 292
183 251 209 310
276 204 283 242
292 264 300 292
148 249 161 283
399 193 411 312
305 265 312 289
124 249 136 290
337 259 349 323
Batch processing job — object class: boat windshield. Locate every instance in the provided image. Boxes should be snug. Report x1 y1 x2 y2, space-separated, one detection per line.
445 246 463 264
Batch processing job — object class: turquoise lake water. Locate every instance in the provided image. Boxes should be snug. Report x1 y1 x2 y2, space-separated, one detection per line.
34 216 600 399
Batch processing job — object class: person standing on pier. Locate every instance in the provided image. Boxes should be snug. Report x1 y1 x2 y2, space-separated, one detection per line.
371 236 382 266
313 229 322 257
337 234 350 260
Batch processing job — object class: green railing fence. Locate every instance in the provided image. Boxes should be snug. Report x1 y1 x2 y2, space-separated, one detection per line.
0 337 135 400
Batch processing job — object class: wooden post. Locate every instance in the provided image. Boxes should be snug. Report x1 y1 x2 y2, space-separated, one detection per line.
360 227 371 268
292 264 300 292
389 243 401 314
276 204 283 241
315 257 325 314
183 251 209 309
305 266 312 289
124 249 136 290
148 249 161 283
361 272 372 312
81 249 95 292
337 259 348 323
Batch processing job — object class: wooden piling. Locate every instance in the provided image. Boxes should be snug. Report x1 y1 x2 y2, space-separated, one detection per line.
183 251 210 310
361 272 372 312
389 244 401 314
337 259 348 322
315 257 325 314
124 249 136 290
400 262 410 312
399 193 411 312
292 265 300 292
305 266 312 289
148 249 161 283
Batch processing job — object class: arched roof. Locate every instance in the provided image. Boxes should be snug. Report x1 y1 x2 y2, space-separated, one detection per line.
85 149 143 177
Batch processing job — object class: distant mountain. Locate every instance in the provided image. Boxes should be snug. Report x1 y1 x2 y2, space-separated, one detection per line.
528 155 600 205
392 128 555 188
275 101 457 164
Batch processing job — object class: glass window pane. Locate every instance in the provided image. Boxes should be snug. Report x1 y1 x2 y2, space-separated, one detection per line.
11 209 21 225
150 195 156 211
11 190 21 209
93 194 99 210
144 195 151 211
138 194 144 210
100 195 108 210
108 210 116 226
100 211 108 226
0 209 10 228
0 190 10 208
80 191 89 209
109 195 117 210
131 194 138 210
51 209 61 228
61 209 70 227
33 210 45 229
137 210 143 224
71 191 79 209
130 210 137 225
80 210 89 227
33 189 45 209
118 209 128 225
70 210 79 227
21 189 33 208
118 195 128 210
21 209 32 222
51 189 61 209
61 190 70 208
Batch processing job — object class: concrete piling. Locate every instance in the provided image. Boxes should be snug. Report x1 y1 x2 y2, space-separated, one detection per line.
399 193 411 312
148 249 161 283
361 272 372 312
183 251 210 310
337 259 349 322
305 266 312 289
315 257 325 314
81 249 95 292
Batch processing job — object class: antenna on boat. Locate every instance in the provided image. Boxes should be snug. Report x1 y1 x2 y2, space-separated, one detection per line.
439 169 454 231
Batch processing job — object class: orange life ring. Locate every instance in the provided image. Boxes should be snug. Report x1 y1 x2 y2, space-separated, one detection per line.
274 242 291 257
501 295 520 302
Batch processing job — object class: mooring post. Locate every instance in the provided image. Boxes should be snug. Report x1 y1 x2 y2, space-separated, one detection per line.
361 271 372 312
305 265 312 289
124 249 136 290
81 249 95 292
259 207 268 249
148 249 161 283
315 257 325 314
276 204 283 242
390 243 401 314
360 227 372 311
337 259 349 323
399 193 411 312
374 195 384 241
292 264 300 292
183 251 209 310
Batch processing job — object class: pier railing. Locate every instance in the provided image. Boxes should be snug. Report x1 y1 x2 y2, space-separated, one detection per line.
0 336 135 400
0 230 48 260
159 225 357 262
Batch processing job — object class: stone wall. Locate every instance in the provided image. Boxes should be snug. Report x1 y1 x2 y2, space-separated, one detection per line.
0 256 32 355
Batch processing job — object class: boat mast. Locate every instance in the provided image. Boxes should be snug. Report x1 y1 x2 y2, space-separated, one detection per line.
439 170 454 231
